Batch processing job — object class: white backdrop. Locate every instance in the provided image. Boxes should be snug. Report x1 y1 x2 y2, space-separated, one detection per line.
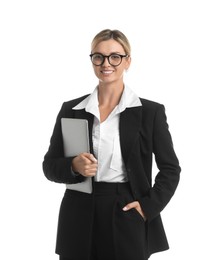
1 0 224 259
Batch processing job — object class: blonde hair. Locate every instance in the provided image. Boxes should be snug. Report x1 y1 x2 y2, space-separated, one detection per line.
91 29 131 56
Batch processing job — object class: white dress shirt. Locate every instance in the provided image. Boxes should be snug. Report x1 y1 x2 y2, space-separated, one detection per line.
72 85 142 183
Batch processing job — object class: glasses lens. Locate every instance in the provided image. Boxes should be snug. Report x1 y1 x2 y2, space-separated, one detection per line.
91 54 104 65
109 54 122 66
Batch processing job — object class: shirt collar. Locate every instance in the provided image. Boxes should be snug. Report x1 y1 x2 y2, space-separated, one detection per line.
117 85 142 113
72 85 142 117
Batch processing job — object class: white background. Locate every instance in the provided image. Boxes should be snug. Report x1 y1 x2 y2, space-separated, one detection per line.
0 0 224 259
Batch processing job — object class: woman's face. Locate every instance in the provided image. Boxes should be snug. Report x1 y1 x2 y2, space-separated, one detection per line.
91 39 131 85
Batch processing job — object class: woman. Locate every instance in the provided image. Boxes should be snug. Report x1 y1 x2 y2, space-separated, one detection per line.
43 29 181 260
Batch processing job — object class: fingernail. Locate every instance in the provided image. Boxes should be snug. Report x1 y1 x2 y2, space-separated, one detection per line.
91 155 97 162
123 207 128 211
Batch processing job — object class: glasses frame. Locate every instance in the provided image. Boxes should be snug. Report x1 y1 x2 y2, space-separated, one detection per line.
89 53 129 67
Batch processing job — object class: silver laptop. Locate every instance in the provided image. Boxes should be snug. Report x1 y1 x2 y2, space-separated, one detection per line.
61 118 92 193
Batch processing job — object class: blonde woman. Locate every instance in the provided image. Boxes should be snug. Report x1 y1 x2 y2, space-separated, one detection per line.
43 29 181 260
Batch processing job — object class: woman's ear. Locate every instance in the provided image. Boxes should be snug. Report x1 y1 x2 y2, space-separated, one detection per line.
125 56 131 70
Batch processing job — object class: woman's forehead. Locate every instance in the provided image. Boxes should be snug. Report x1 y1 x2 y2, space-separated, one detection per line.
92 39 124 53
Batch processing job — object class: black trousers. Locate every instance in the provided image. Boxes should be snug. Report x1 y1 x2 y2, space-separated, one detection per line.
59 182 148 260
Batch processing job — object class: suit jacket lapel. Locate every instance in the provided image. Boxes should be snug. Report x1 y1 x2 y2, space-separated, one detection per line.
120 106 142 165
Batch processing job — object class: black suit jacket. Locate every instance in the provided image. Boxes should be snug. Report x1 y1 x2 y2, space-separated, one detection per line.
43 94 181 257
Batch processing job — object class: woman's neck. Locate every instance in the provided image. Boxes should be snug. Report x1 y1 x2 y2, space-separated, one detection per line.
97 83 124 122
98 83 124 107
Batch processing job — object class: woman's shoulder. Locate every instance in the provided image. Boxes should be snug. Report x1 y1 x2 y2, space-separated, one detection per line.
62 94 90 108
140 97 164 110
139 98 166 121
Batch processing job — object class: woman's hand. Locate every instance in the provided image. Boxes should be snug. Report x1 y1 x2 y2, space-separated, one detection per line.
72 153 98 177
123 201 147 221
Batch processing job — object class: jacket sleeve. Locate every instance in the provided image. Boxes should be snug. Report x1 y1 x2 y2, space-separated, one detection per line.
139 104 181 221
42 103 85 184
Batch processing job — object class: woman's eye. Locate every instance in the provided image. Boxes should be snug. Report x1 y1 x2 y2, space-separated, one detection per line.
110 55 120 60
93 55 103 60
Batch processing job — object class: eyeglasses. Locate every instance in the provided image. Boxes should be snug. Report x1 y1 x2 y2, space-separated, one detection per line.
89 53 129 66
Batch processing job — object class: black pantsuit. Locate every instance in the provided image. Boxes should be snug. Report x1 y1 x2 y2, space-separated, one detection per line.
43 95 181 259
59 182 148 260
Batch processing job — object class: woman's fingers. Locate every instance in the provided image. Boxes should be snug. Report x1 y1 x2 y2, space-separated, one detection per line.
72 153 98 177
123 201 147 221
